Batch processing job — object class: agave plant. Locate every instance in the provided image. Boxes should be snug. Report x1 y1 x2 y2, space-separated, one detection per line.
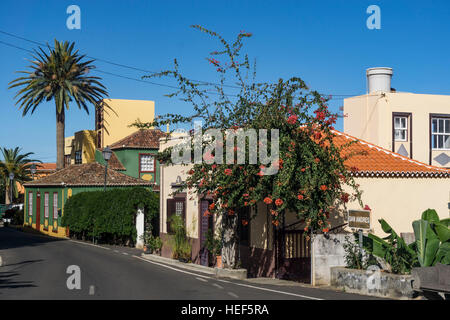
0 147 41 204
9 40 109 170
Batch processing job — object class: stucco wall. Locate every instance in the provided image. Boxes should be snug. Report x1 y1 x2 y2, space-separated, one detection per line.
343 176 450 236
101 99 155 148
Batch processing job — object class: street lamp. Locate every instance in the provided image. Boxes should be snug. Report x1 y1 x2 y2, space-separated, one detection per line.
102 146 112 191
30 164 37 180
9 172 14 205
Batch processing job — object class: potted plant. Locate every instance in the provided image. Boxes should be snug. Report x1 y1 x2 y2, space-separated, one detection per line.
140 229 154 254
204 229 223 268
169 214 192 262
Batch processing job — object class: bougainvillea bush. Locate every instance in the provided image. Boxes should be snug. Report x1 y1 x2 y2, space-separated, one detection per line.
135 25 361 268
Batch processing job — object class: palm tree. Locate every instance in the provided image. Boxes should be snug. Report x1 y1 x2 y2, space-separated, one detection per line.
9 40 109 170
0 147 41 205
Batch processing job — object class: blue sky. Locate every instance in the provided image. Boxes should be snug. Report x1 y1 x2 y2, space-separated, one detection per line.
1 0 450 162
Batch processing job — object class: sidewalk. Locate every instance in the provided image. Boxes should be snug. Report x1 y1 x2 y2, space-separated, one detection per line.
140 253 247 279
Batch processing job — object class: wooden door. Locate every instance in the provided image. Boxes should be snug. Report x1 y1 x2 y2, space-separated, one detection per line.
199 200 212 266
277 230 311 283
36 192 41 231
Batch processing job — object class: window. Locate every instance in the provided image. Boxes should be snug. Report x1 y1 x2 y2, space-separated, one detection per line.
64 154 71 167
166 198 185 234
44 193 49 218
432 117 450 150
53 192 58 219
75 151 82 164
140 154 155 172
394 116 408 141
28 192 33 216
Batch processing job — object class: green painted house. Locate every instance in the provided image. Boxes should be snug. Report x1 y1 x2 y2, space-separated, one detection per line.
23 162 153 238
95 129 165 187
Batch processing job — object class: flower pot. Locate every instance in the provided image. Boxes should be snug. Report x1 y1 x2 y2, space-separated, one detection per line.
215 255 222 268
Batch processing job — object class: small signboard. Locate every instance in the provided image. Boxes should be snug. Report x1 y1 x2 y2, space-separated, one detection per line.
348 210 371 229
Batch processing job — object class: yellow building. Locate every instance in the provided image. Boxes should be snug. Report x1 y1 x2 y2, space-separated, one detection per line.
344 67 450 168
64 130 97 165
96 99 155 149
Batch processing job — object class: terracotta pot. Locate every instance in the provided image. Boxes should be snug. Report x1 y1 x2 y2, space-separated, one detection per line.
215 255 222 268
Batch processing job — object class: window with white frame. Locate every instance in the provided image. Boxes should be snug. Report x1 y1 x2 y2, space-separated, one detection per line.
394 116 408 141
28 192 33 216
53 192 58 219
44 193 49 218
140 154 154 172
431 117 450 150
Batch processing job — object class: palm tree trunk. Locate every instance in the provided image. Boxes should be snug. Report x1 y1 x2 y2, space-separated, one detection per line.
56 108 65 170
5 186 10 205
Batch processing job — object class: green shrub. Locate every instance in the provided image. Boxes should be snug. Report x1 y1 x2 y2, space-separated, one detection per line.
343 235 379 270
61 187 159 246
168 214 191 261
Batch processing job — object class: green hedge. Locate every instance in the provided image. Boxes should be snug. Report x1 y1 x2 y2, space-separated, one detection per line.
61 187 159 245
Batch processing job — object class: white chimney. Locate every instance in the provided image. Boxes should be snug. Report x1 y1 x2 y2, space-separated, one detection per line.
366 67 393 93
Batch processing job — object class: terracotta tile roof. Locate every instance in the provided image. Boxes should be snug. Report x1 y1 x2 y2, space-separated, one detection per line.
97 149 126 171
109 129 166 150
334 131 450 178
24 162 153 187
30 163 57 172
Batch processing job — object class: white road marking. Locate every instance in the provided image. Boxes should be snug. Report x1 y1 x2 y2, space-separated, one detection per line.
89 285 95 295
133 256 322 300
122 252 129 255
69 240 110 250
133 256 211 279
212 283 224 289
227 291 239 298
215 279 323 300
114 250 119 253
196 277 208 282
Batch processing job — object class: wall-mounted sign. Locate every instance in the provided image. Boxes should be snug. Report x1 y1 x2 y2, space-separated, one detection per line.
348 210 371 229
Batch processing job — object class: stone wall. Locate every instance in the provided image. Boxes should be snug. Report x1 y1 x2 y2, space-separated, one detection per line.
331 267 414 299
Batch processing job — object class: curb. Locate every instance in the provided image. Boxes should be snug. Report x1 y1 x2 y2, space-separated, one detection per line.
141 253 247 279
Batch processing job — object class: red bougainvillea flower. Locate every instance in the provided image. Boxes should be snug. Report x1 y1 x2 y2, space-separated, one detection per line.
244 201 248 206
275 198 283 206
270 209 278 216
314 132 322 140
212 164 217 170
263 197 272 204
257 171 264 176
287 114 298 124
300 168 306 172
224 168 232 176
188 169 194 175
243 193 249 198
203 210 211 217
242 219 249 226
320 185 328 191
209 203 215 210
341 193 349 203
297 194 304 200
304 226 308 232
228 209 235 215
322 228 330 233
314 158 320 163
364 205 371 211
272 220 280 226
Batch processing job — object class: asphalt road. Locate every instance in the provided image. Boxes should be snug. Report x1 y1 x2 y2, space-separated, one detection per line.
0 227 382 300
